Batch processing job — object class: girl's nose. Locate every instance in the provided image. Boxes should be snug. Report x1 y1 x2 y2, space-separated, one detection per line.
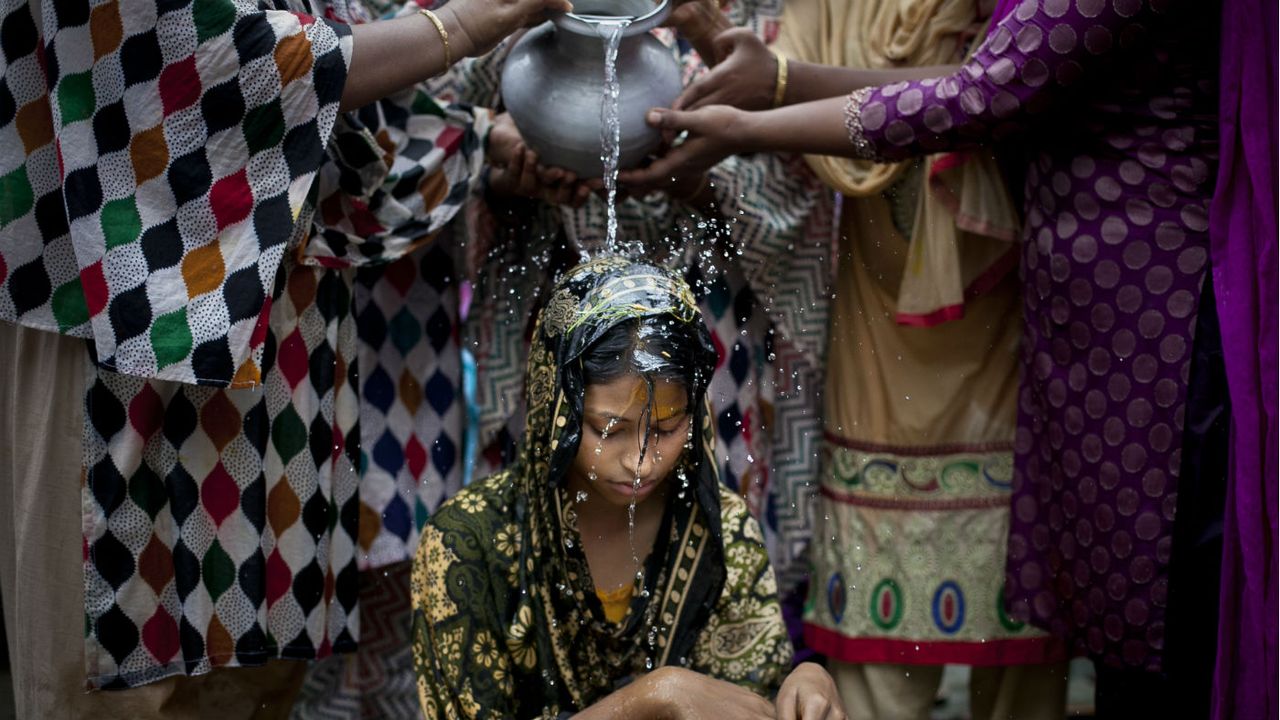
622 435 659 479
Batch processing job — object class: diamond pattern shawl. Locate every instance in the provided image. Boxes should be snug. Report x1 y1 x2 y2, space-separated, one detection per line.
0 0 353 386
0 0 489 688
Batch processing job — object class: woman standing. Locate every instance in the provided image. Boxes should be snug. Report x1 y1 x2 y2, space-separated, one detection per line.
766 0 1069 716
622 0 1228 715
0 0 569 715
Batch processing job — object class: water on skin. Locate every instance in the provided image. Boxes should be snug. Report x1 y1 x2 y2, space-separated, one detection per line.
586 416 644 575
586 407 653 587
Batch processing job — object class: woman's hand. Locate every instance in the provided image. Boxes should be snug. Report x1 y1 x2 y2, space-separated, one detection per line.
665 0 733 66
775 663 847 720
441 0 574 59
617 105 748 194
487 113 591 207
572 666 777 719
341 0 570 110
645 666 778 719
674 28 777 111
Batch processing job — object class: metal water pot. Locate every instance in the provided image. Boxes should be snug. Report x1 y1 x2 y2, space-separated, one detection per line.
500 0 682 178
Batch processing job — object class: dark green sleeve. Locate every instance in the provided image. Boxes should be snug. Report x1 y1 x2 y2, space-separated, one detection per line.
411 496 519 719
688 493 795 697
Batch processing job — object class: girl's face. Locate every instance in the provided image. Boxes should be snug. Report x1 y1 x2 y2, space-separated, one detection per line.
569 374 691 509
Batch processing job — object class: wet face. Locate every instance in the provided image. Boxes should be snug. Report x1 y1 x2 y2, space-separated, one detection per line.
568 374 691 510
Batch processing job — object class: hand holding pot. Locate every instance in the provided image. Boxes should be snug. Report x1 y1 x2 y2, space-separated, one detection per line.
665 0 732 65
442 0 575 59
340 0 573 110
617 105 747 191
674 28 777 111
488 113 593 207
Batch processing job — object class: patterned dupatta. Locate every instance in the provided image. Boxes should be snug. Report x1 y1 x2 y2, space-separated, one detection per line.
513 256 725 710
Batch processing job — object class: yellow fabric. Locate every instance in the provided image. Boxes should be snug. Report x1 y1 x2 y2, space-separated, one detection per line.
773 0 1019 319
825 199 1020 446
830 660 1069 720
773 0 975 195
595 583 633 625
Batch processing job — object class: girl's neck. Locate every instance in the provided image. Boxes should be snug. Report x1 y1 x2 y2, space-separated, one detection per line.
568 476 669 591
572 480 668 537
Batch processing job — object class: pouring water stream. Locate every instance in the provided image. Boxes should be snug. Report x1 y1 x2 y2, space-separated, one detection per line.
596 18 631 256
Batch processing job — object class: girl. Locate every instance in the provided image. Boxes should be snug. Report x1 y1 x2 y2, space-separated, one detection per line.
412 257 844 719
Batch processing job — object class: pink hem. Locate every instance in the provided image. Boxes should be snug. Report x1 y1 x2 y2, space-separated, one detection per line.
930 152 969 176
894 246 1019 328
896 304 965 327
964 246 1020 299
804 624 1069 667
927 152 1020 242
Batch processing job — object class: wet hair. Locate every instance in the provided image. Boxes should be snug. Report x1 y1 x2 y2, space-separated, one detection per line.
580 315 703 391
579 315 706 464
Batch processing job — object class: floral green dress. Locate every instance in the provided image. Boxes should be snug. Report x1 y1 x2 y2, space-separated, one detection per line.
410 258 793 718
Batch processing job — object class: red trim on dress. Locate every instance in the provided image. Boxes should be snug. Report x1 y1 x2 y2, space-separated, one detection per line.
928 152 1019 243
804 623 1068 667
963 246 1020 299
892 246 1020 328
895 303 965 327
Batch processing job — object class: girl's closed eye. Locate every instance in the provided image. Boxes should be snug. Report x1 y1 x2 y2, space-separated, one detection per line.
654 416 689 437
587 418 625 438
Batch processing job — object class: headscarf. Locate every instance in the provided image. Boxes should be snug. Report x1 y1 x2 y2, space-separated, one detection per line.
514 256 725 710
773 0 1021 324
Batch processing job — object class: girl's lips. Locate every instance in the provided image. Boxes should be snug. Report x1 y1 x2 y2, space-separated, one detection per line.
605 478 657 499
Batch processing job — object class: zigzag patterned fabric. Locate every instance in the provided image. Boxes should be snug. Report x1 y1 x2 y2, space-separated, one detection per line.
729 153 835 590
0 0 488 689
289 562 420 720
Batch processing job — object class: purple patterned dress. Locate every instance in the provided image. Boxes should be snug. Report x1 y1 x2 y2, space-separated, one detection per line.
846 0 1219 670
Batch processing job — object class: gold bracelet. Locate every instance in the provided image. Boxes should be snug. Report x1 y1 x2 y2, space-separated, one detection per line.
771 52 788 108
419 8 451 69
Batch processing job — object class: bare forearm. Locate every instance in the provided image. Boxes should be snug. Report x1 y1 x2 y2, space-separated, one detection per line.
341 8 478 111
572 674 666 719
620 98 866 189
782 61 959 105
732 96 854 156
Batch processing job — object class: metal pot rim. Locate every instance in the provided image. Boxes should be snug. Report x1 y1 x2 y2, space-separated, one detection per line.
552 0 670 37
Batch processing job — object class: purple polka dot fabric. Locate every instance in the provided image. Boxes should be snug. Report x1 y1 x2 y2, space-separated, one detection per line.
850 0 1219 671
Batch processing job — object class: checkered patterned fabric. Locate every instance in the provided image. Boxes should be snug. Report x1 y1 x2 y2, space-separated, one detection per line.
83 256 365 688
0 0 353 386
687 264 774 513
352 238 464 570
0 0 489 689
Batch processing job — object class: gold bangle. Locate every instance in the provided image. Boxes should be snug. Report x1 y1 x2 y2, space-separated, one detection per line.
419 8 451 69
771 52 788 108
